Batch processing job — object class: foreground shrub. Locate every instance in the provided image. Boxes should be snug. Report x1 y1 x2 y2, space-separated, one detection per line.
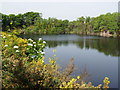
1 32 110 88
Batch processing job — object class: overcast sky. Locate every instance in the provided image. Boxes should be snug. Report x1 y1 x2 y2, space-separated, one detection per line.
0 0 119 21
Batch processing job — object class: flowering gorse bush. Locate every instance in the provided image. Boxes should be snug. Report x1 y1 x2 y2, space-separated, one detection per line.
1 32 46 60
2 32 28 58
1 32 110 88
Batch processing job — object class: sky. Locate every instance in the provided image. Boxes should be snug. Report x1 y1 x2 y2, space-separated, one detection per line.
0 0 119 21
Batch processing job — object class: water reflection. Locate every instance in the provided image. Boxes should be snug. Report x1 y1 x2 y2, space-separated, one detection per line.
19 34 119 88
46 37 119 57
20 34 119 57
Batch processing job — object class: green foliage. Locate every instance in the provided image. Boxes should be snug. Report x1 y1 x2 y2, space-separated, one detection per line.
2 12 118 36
91 12 118 33
26 38 46 61
1 32 111 88
2 12 41 31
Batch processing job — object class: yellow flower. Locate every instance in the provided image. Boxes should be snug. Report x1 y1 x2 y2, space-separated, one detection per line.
71 78 76 82
51 65 54 68
60 85 63 88
44 65 47 68
77 76 80 79
67 82 71 85
105 77 109 80
62 82 66 86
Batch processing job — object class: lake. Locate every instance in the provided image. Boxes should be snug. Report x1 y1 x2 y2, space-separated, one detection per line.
20 34 119 88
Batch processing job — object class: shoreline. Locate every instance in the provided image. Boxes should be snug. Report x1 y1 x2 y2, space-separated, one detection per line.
20 31 119 38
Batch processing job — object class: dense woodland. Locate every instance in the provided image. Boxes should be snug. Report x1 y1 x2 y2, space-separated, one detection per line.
1 12 120 36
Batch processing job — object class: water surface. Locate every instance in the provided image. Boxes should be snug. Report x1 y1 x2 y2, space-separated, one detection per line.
20 34 119 88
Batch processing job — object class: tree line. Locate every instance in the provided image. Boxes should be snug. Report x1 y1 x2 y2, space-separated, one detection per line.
1 12 120 36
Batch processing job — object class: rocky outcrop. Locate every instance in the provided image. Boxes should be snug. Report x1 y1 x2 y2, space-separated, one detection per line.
100 31 113 37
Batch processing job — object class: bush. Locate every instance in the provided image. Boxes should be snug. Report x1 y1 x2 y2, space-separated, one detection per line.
1 32 110 88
